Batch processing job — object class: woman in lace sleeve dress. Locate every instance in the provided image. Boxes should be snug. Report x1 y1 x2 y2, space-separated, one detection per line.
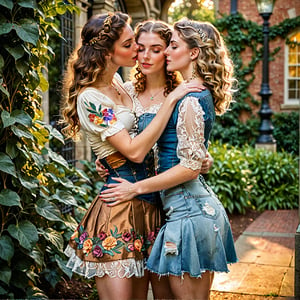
100 20 238 300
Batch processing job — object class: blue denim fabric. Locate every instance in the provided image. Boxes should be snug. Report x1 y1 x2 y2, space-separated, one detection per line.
100 157 159 205
137 113 156 134
146 177 238 277
146 90 237 277
157 90 215 173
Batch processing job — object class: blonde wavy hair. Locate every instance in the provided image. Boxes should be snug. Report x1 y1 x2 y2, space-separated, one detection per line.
60 12 130 140
130 20 181 96
174 19 237 115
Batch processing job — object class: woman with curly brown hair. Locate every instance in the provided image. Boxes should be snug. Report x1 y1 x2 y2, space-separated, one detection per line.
95 19 213 299
61 13 202 300
100 19 238 300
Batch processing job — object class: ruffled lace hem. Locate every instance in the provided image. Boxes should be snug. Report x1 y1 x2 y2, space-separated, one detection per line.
64 245 144 279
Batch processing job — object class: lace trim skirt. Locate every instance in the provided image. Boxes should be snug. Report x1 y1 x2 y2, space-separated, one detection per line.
65 194 161 279
146 178 238 278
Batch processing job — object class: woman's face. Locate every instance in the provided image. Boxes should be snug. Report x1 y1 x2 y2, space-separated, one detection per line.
111 24 138 67
137 32 167 76
164 30 192 76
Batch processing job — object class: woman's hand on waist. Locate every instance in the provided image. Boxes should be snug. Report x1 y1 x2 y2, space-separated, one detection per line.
100 177 137 206
95 157 110 180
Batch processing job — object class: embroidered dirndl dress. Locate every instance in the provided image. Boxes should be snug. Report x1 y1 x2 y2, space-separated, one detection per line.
64 84 160 279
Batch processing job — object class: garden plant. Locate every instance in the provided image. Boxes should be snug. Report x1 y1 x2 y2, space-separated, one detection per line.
0 1 299 298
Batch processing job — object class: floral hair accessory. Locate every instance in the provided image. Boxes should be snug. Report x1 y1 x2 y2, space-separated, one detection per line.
184 21 208 43
103 12 113 33
197 27 208 42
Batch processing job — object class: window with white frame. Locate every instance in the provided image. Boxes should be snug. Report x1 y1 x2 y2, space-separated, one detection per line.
285 31 300 104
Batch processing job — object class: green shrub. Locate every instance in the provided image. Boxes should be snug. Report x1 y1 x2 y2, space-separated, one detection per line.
272 111 299 155
248 148 299 211
211 116 259 148
205 143 255 214
207 143 298 214
0 1 84 298
211 111 299 155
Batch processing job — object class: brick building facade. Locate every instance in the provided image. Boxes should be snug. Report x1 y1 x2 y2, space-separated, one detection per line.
217 0 299 114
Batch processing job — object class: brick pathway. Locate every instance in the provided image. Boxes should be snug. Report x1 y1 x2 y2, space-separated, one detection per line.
212 209 298 299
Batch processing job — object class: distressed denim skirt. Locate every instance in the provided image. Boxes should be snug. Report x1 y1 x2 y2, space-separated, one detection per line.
146 177 238 278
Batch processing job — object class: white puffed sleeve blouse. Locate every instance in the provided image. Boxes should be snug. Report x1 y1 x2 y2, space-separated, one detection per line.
77 86 136 159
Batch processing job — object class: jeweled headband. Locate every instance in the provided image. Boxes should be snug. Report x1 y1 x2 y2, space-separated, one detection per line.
85 12 114 46
184 21 208 42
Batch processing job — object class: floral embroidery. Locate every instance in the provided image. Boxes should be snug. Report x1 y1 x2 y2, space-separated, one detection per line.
84 101 117 127
83 239 93 254
102 236 117 250
134 239 143 252
71 225 159 259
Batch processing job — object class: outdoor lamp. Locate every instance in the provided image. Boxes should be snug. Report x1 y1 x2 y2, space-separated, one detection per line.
255 0 275 14
254 0 276 149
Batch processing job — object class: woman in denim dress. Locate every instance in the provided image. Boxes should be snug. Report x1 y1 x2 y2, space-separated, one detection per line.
97 20 213 299
61 13 202 300
100 19 238 300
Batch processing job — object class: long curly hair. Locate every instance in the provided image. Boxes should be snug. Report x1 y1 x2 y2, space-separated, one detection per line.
174 19 237 115
60 12 130 140
131 20 181 96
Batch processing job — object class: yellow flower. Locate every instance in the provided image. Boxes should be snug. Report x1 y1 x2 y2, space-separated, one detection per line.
134 239 142 252
37 173 48 185
102 236 117 250
83 239 93 254
94 116 104 125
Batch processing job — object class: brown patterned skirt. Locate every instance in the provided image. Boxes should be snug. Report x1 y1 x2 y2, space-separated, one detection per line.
65 152 161 278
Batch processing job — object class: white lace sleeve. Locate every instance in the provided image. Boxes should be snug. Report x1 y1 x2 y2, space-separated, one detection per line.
177 96 207 170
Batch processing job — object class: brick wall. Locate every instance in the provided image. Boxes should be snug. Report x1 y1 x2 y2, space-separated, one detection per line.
218 0 299 114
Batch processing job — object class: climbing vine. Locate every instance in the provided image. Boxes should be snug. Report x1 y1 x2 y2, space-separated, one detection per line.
212 13 300 150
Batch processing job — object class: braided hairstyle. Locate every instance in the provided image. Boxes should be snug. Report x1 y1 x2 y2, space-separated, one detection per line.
61 12 130 139
131 20 181 97
174 19 237 115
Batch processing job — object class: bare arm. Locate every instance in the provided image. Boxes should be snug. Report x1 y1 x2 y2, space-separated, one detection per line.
106 82 204 163
95 151 213 181
100 164 199 205
100 96 210 205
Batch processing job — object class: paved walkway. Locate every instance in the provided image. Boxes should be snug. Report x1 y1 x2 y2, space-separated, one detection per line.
147 209 299 299
212 209 298 299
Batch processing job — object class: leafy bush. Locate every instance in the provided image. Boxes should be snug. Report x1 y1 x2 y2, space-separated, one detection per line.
207 143 299 214
248 148 299 211
211 115 259 148
0 1 87 298
211 112 299 155
272 111 299 155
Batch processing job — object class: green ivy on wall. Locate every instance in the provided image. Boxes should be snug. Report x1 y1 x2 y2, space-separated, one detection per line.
212 13 300 151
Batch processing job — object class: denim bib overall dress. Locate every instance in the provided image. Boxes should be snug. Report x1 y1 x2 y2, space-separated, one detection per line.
146 90 238 278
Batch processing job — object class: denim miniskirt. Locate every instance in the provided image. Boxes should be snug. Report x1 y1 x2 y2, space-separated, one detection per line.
146 177 238 278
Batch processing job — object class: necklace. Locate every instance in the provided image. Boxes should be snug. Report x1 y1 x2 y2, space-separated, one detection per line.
149 87 164 101
111 83 121 95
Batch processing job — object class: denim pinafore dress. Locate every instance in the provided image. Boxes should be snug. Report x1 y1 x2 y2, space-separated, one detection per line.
146 90 238 277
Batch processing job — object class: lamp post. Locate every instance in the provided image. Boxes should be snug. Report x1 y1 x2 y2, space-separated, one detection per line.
230 0 238 15
255 0 276 152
